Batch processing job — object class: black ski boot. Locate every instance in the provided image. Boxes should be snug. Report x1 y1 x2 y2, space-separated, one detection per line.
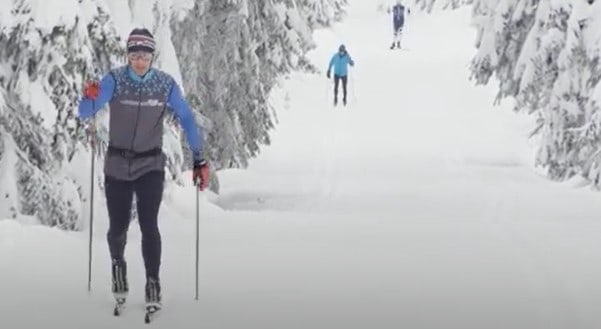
145 277 162 308
144 277 162 323
397 41 401 49
390 42 396 50
111 258 128 316
333 98 338 106
112 258 128 298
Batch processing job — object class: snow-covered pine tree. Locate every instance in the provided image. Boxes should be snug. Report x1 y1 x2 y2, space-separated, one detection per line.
0 0 122 229
411 0 473 12
536 1 601 184
469 0 601 185
172 0 264 175
424 0 601 186
298 0 348 28
172 0 344 179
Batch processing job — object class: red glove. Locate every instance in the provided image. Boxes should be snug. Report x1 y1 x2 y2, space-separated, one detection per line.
84 80 100 100
192 159 209 191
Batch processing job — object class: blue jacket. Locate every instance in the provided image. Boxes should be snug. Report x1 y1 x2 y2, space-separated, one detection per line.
328 52 354 77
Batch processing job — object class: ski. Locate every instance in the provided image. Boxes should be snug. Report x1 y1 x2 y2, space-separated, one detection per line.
113 298 126 316
144 305 161 324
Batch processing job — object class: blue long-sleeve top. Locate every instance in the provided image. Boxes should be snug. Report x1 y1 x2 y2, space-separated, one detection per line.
78 68 203 160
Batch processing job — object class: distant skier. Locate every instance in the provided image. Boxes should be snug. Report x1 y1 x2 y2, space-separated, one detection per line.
77 27 210 318
326 44 355 106
388 0 410 49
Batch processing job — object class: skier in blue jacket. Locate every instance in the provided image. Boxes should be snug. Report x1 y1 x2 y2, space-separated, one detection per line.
78 28 209 315
389 0 410 49
326 44 355 106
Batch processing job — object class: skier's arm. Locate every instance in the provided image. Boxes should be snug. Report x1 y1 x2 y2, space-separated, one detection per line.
167 81 204 160
78 73 115 119
328 55 336 72
348 55 355 66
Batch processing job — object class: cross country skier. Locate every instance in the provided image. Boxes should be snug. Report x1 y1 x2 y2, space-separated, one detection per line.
78 27 210 321
388 0 410 49
326 44 355 106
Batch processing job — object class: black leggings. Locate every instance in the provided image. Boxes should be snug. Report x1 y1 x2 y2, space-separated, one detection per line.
334 75 348 101
105 171 164 279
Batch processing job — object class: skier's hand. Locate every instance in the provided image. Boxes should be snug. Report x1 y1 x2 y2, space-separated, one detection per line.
350 60 355 66
83 80 100 100
192 159 209 191
326 70 331 79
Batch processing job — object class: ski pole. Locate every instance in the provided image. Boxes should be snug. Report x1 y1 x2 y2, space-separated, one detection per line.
87 102 96 293
325 73 331 104
350 70 357 104
195 180 200 301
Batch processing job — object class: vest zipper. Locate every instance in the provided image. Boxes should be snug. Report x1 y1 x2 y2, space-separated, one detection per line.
128 85 143 177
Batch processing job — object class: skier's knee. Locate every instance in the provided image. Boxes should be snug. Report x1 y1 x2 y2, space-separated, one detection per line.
107 229 127 244
140 225 161 242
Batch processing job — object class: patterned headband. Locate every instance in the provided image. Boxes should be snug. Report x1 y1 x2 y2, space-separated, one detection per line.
127 34 156 53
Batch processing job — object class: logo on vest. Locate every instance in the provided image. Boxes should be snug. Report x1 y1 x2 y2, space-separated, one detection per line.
147 99 161 106
120 99 165 108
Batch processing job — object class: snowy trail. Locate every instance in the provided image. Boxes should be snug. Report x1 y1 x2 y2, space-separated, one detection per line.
3 2 601 329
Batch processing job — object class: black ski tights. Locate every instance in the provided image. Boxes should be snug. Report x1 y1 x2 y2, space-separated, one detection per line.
334 75 348 103
105 171 164 280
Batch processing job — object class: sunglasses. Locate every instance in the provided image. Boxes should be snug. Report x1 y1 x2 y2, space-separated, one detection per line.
128 52 153 61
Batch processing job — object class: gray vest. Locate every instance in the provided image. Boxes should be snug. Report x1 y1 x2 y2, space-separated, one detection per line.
104 66 174 181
